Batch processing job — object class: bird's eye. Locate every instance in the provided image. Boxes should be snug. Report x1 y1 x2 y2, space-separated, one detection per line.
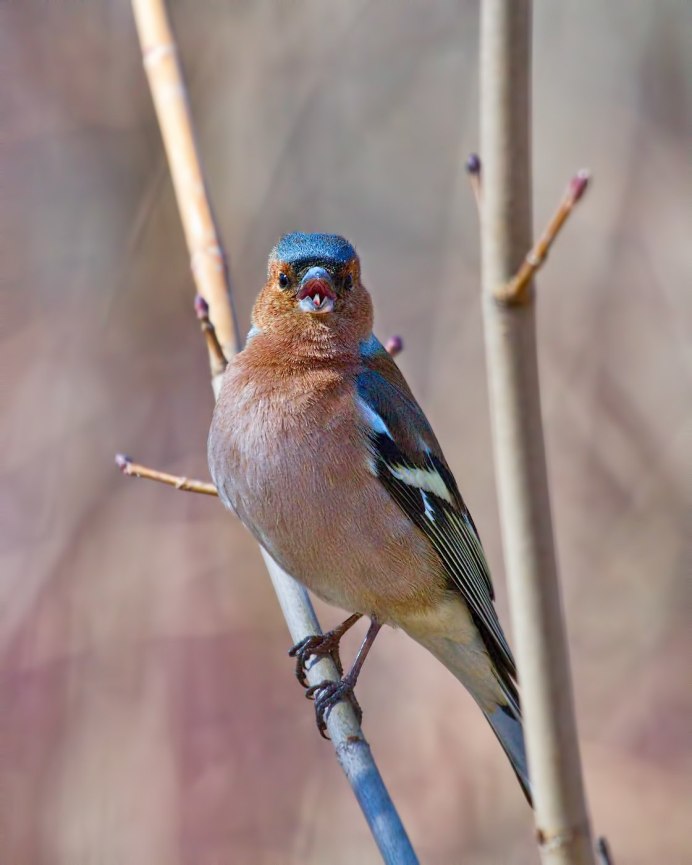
278 272 290 288
344 274 353 290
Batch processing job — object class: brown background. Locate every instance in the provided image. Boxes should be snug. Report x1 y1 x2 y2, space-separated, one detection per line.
1 1 690 863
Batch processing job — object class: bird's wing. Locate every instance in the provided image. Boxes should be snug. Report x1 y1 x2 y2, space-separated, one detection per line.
357 336 517 689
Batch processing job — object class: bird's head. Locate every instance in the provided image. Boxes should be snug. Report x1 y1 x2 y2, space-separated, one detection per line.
251 233 373 352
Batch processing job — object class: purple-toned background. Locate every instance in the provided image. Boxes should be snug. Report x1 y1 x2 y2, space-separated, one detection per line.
1 2 690 862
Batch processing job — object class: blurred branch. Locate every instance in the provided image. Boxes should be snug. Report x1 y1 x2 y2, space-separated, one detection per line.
115 454 218 496
479 1 596 864
465 152 483 217
496 170 590 304
129 2 418 863
596 837 614 865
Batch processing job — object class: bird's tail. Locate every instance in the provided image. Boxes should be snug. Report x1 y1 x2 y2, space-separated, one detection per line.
410 632 532 806
483 703 532 805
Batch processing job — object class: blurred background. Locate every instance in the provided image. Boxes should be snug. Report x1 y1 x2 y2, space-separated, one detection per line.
1 1 690 863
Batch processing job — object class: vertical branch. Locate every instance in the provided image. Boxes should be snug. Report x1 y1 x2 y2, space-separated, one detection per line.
479 2 596 864
129 2 418 862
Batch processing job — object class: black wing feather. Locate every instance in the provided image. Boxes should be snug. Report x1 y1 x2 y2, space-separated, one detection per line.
357 366 518 700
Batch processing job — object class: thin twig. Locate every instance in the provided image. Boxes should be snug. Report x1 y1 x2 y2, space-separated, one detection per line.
596 837 614 865
130 2 418 863
195 294 227 377
496 169 590 304
115 333 404 501
115 453 218 496
465 152 483 217
479 1 596 863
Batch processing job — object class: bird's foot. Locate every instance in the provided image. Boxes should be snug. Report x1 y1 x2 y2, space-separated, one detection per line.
288 614 361 687
304 675 362 738
288 632 345 687
290 615 374 738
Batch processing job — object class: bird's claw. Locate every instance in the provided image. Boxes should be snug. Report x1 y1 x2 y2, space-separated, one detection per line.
304 677 363 738
288 632 345 688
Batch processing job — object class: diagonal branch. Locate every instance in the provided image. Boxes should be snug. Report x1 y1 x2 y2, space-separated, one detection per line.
467 153 591 303
495 169 590 304
129 2 418 863
195 294 228 377
131 0 241 370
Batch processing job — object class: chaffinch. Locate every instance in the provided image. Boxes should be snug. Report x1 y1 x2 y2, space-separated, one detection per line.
208 232 531 803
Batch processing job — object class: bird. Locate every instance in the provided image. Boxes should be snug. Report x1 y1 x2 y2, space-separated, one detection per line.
208 232 531 803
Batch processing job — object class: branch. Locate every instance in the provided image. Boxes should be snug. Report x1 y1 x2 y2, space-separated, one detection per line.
495 169 590 304
115 326 406 496
114 329 403 496
115 453 218 496
130 2 418 862
465 152 483 217
479 1 596 864
130 0 241 369
195 294 227 377
596 838 614 865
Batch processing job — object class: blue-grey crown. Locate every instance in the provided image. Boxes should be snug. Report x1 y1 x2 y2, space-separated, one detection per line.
269 233 357 272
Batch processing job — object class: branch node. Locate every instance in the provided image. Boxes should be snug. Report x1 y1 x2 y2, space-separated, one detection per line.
385 334 404 357
569 168 591 204
536 819 591 853
142 42 177 67
465 152 482 176
115 453 133 473
466 152 483 216
194 293 210 319
194 294 228 376
190 244 227 276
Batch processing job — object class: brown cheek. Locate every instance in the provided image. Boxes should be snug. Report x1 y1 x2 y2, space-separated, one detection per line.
252 284 287 329
270 291 292 319
277 287 304 322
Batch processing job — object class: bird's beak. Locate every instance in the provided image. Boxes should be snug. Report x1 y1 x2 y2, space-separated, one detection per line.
296 266 336 314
